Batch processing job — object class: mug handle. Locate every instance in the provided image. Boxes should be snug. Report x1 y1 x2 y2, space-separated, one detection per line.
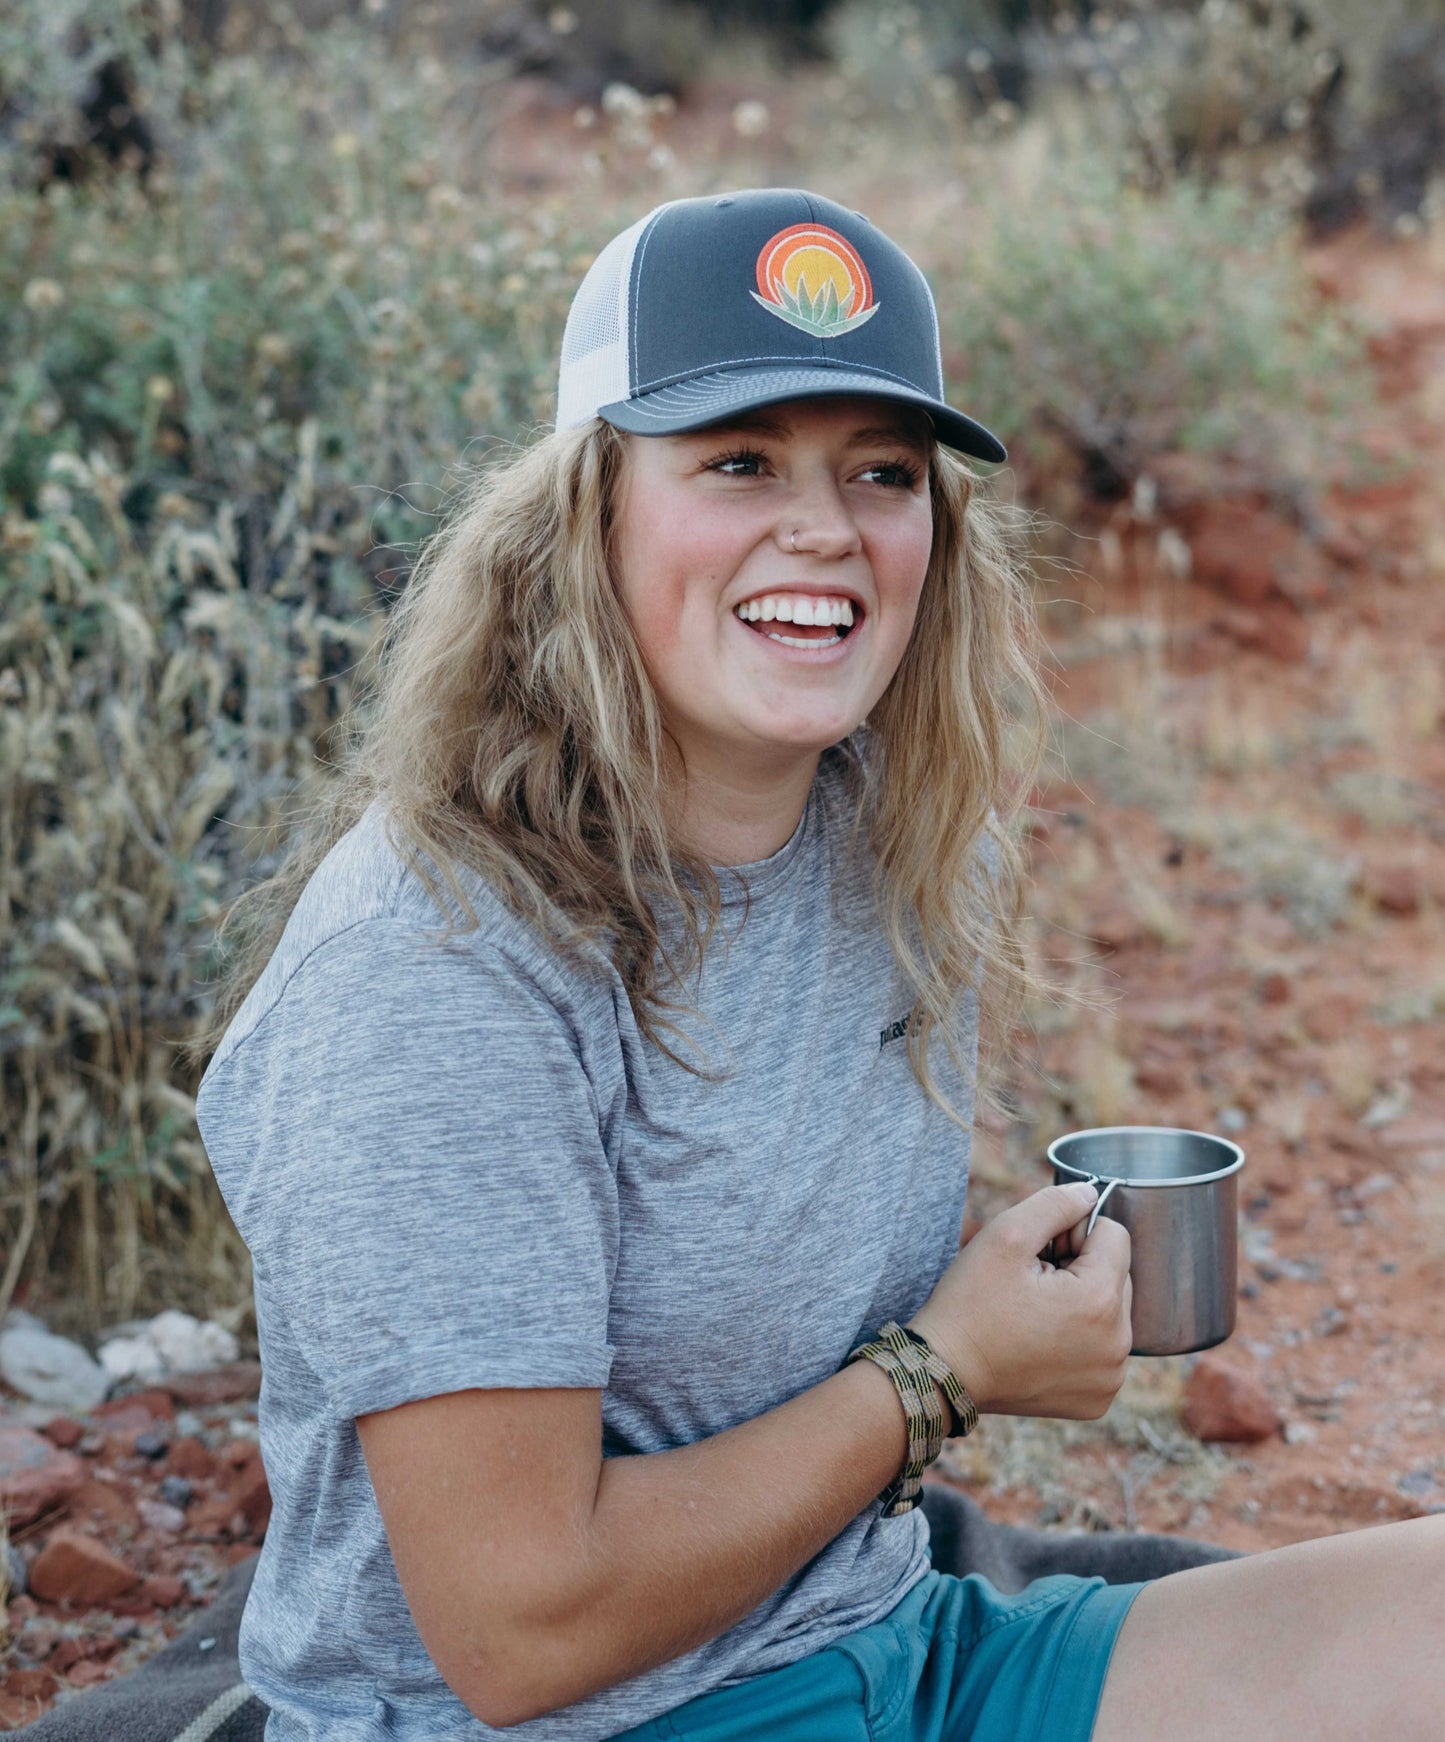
1085 1174 1122 1237
1047 1173 1121 1265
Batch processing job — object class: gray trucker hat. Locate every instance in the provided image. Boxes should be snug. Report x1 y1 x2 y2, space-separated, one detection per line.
555 187 1006 464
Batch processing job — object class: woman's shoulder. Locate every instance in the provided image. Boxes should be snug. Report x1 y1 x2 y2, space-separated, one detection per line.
205 800 613 1078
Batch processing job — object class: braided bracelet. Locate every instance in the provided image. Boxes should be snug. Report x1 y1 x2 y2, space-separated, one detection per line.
843 1321 978 1517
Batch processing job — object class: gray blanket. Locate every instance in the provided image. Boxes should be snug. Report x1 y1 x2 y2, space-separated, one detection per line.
16 1483 1240 1740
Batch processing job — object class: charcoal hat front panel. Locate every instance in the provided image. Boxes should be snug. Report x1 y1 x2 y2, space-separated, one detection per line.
623 189 946 402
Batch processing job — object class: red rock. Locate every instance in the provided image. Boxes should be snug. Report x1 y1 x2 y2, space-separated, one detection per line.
1183 1356 1282 1444
1136 1062 1185 1097
49 1636 89 1673
93 1388 174 1423
1189 503 1298 605
1367 866 1422 917
1213 604 1311 664
162 1361 262 1406
187 1495 239 1538
166 1435 216 1482
41 1418 84 1450
229 1463 273 1535
140 1572 186 1608
0 1425 87 1528
66 1660 112 1688
0 1693 45 1729
1321 523 1368 568
70 1474 141 1533
29 1531 142 1606
221 1438 261 1472
5 1668 57 1699
1258 973 1292 1005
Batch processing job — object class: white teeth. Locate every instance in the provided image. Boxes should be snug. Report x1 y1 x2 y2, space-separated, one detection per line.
768 631 840 649
732 593 860 629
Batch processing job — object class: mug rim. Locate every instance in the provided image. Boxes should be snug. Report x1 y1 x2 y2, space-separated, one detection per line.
1047 1124 1246 1189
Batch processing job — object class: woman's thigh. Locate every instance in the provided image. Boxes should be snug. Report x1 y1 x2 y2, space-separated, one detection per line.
1093 1514 1445 1742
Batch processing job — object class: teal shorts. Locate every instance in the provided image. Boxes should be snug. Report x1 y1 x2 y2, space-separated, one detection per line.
614 1569 1145 1742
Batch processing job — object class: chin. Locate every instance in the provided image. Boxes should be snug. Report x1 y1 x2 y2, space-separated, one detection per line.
751 718 858 753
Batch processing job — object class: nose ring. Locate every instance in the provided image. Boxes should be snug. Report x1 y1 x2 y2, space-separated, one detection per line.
789 529 799 552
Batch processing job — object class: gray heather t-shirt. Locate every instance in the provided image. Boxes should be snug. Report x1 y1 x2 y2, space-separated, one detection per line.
195 747 979 1742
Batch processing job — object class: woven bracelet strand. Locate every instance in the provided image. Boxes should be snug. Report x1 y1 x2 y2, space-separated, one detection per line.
845 1321 951 1515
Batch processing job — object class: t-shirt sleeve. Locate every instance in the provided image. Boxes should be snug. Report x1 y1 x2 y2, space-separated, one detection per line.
202 918 619 1420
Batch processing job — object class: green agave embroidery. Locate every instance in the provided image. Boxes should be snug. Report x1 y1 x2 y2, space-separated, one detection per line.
752 274 880 338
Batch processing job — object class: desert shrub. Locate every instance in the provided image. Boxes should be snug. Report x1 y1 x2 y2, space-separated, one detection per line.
827 0 1445 226
923 142 1371 489
0 20 587 1330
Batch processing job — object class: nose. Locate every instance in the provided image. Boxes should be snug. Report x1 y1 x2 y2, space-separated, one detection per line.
777 475 863 560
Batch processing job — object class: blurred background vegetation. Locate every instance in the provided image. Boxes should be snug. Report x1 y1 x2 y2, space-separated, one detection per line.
2 0 1439 1337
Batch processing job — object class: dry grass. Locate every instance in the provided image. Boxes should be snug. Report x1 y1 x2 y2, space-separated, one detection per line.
939 1357 1231 1530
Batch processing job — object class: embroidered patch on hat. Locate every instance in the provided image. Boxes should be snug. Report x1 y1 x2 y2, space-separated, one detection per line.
752 223 879 338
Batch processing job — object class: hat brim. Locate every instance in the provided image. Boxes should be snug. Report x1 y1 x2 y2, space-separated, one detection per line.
597 367 1006 464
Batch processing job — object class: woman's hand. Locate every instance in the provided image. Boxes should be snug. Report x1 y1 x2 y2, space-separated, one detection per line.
908 1183 1132 1421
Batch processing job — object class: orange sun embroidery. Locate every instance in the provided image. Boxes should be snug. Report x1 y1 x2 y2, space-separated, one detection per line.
752 223 879 338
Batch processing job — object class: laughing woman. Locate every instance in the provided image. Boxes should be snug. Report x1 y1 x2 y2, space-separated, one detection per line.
195 190 1443 1742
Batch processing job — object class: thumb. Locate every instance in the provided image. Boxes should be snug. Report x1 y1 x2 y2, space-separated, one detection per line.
1000 1181 1100 1250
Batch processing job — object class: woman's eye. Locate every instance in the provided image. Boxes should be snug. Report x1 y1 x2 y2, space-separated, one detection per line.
858 461 921 488
706 449 768 476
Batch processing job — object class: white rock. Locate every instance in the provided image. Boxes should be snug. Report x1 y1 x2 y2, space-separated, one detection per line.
97 1311 240 1381
0 1323 110 1414
147 1309 239 1373
98 1332 167 1383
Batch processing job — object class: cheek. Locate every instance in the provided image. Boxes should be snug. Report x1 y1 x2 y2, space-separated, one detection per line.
874 512 934 621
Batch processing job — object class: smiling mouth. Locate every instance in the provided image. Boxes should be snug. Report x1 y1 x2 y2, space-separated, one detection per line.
732 591 862 651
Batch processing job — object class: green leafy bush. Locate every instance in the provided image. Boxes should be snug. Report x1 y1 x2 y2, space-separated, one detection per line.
926 145 1371 484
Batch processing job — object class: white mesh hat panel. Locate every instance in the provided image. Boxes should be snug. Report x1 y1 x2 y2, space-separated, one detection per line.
555 209 660 431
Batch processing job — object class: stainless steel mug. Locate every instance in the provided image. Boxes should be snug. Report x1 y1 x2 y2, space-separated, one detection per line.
1048 1126 1245 1357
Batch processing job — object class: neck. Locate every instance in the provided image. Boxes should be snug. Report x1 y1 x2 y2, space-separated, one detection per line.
666 747 821 867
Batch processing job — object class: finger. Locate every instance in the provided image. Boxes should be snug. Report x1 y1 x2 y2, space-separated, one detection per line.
1001 1182 1100 1256
1066 1214 1131 1279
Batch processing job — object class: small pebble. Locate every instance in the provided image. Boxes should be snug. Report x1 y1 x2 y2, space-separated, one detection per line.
137 1497 187 1533
175 1411 203 1438
159 1474 194 1508
5 1541 27 1597
199 1637 216 1652
133 1430 169 1459
112 1616 141 1640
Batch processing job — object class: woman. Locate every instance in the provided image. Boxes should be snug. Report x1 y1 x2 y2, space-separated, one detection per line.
195 189 1442 1742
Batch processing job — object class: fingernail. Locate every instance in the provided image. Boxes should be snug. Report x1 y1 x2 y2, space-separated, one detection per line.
1073 1182 1099 1206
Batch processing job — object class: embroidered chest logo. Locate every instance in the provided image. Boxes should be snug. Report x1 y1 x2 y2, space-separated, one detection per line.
752 223 879 339
879 1011 913 1051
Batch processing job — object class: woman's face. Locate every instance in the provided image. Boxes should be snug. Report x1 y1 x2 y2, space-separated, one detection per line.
611 395 935 777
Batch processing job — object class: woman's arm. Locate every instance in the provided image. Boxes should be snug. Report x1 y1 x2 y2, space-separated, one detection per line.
357 1180 1128 1729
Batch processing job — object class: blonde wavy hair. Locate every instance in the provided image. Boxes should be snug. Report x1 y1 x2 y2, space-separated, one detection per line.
193 416 1047 1119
